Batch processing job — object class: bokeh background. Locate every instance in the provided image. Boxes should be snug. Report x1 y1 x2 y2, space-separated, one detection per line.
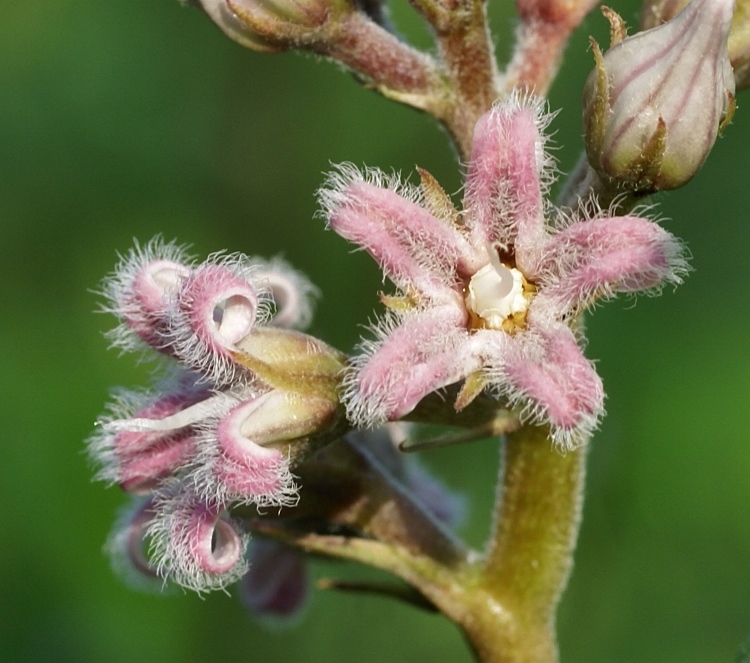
2 1 750 662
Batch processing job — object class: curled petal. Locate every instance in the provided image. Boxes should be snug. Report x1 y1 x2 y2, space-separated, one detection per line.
321 165 472 300
148 494 248 592
241 539 309 622
191 392 300 507
538 215 687 316
344 306 481 426
169 255 269 384
100 238 193 354
106 498 162 591
254 257 318 329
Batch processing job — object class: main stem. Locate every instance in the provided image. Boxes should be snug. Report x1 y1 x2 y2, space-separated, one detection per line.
462 426 588 663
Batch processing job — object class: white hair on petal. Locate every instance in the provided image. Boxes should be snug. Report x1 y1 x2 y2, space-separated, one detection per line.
88 387 152 485
496 91 559 201
98 237 196 355
319 163 467 298
105 497 168 593
483 329 603 451
185 391 299 509
164 251 273 387
252 256 319 330
341 308 468 428
147 487 249 594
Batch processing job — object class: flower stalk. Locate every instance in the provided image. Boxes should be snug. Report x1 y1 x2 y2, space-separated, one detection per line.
88 0 741 656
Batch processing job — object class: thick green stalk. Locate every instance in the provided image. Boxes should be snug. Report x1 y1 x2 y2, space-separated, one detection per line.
463 425 588 663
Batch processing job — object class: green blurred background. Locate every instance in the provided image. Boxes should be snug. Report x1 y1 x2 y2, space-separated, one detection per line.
2 1 750 662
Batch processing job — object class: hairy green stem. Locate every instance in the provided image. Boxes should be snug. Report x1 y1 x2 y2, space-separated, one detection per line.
462 425 588 663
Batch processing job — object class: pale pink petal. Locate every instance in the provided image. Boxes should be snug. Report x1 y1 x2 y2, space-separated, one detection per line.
344 306 481 425
484 325 604 448
90 387 210 492
117 434 196 494
191 393 299 507
325 177 471 300
538 216 686 316
100 239 194 354
169 259 262 385
253 257 318 329
148 494 248 592
463 101 549 273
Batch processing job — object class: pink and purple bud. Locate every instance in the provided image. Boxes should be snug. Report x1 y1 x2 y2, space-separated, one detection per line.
94 241 346 594
240 539 310 623
583 0 736 192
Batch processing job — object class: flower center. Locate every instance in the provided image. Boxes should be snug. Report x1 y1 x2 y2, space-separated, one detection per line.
465 249 533 332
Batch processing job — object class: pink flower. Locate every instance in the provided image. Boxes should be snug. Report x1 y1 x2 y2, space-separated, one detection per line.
92 241 342 591
321 96 686 447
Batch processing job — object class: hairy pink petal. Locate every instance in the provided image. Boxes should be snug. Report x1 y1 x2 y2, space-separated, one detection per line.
170 262 261 384
346 306 481 424
463 102 547 273
208 394 297 505
118 435 196 494
101 239 194 354
539 216 685 315
503 327 604 447
254 258 318 329
181 504 243 576
329 181 469 300
180 265 258 349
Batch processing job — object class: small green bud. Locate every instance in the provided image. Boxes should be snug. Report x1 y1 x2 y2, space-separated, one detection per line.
583 0 736 193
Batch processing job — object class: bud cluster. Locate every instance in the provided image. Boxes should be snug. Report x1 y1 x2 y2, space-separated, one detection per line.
90 239 344 592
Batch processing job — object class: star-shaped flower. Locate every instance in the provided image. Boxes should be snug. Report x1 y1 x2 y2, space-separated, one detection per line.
320 96 686 447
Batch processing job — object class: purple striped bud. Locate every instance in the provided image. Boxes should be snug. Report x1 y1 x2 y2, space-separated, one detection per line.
583 0 736 192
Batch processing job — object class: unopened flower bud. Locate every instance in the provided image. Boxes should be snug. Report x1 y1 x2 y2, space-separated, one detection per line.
233 327 347 395
641 0 750 90
241 539 309 622
583 0 736 193
729 0 750 88
212 0 353 51
186 0 282 52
